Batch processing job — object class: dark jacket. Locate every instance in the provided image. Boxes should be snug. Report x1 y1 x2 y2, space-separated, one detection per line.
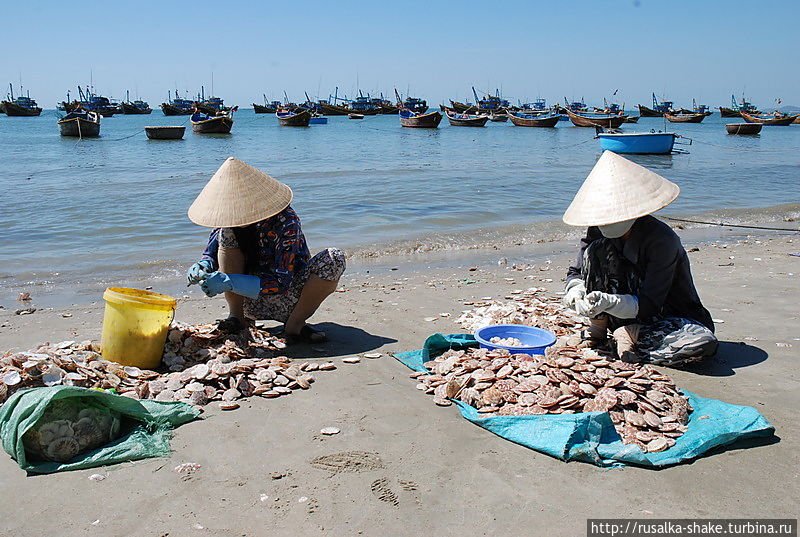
566 215 714 331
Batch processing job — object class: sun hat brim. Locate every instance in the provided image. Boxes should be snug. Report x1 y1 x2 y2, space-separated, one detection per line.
188 157 293 228
562 151 679 227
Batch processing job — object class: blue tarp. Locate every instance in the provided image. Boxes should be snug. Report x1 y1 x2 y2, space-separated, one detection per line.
394 333 775 468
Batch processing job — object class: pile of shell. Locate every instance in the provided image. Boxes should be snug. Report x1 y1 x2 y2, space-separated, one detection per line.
458 287 585 339
0 323 338 409
412 345 691 453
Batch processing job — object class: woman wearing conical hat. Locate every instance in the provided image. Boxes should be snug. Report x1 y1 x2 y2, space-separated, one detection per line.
186 158 346 342
561 151 717 367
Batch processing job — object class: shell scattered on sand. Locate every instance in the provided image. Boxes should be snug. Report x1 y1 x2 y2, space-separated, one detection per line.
414 345 691 452
0 322 345 409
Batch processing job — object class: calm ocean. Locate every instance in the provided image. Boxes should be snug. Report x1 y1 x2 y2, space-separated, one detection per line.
1 110 798 302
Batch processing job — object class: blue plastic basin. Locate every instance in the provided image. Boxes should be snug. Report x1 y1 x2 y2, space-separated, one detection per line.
473 324 557 356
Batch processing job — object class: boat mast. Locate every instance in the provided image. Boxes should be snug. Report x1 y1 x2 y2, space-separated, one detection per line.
9 83 13 101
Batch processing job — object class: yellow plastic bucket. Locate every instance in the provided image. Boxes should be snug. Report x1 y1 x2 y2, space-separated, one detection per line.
100 287 177 369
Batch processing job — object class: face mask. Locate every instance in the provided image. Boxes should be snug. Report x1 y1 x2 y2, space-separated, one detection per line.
598 219 635 238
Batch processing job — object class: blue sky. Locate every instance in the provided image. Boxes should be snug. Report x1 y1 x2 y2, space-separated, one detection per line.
3 0 798 109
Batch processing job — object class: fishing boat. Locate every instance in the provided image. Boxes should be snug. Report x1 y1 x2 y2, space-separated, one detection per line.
196 91 230 116
565 109 627 128
595 129 676 155
508 111 559 127
378 100 399 114
191 108 235 133
488 112 508 122
120 91 152 114
590 98 623 115
161 90 196 115
449 87 511 114
725 123 762 135
402 96 428 114
317 100 351 115
446 110 488 127
740 112 799 126
349 94 381 115
348 113 364 119
276 108 311 126
399 108 442 128
519 98 550 114
309 113 328 124
719 95 760 117
561 98 589 113
664 112 706 123
638 93 674 117
1 83 42 116
145 126 185 139
253 94 281 114
691 99 712 115
69 86 120 117
58 109 101 137
624 116 640 123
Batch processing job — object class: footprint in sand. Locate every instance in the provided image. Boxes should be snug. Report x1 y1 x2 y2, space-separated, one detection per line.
399 480 418 491
310 451 384 474
370 477 399 506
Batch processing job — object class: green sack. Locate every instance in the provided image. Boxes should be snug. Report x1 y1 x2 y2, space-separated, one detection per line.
0 386 200 474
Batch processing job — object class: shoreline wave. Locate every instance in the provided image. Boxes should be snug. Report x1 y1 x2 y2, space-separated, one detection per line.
2 202 796 303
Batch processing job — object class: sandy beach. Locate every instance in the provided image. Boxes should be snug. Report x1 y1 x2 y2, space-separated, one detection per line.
0 225 797 536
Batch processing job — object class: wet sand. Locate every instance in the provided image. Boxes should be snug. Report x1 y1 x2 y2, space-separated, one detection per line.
0 229 797 536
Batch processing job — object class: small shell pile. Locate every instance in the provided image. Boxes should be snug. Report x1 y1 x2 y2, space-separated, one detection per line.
459 287 584 338
412 346 691 453
0 323 338 409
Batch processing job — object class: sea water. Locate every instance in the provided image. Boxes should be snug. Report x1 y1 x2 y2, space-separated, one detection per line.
1 110 798 301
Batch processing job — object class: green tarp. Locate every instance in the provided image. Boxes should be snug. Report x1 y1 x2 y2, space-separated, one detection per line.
0 386 200 474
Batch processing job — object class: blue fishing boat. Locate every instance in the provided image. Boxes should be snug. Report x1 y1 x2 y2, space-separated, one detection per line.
519 98 552 115
70 86 119 116
596 130 676 154
161 90 196 115
349 94 381 114
309 114 328 124
638 93 674 117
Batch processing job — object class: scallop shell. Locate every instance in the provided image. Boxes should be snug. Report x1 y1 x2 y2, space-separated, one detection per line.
222 388 241 401
72 417 105 450
46 436 81 462
3 371 22 386
155 389 176 402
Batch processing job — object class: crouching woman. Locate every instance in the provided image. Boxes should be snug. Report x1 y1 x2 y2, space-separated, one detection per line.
186 158 345 343
561 151 718 367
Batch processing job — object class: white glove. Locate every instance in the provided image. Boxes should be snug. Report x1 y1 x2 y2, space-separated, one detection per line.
573 297 594 317
562 279 586 309
585 291 639 319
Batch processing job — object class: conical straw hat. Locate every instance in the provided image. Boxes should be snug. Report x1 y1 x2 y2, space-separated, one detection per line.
562 151 680 227
188 158 293 228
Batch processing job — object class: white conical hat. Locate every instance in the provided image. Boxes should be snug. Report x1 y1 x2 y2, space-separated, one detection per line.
188 158 293 228
562 151 680 227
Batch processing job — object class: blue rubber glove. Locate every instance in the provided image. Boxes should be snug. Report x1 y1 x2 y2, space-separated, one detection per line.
187 259 214 285
200 272 261 299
